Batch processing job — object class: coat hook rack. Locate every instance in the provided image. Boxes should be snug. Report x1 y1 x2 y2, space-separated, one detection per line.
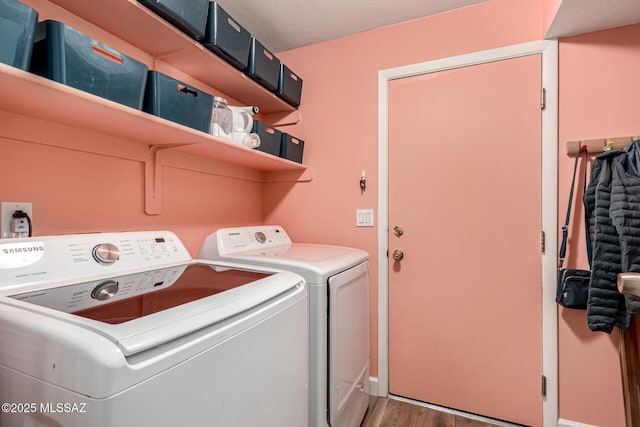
566 135 640 156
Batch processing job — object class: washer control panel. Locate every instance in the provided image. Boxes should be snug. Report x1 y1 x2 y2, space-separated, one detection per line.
92 243 120 265
0 231 191 292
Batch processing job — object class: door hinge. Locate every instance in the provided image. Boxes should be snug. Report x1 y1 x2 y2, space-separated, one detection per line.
541 375 547 397
541 230 546 254
540 88 546 110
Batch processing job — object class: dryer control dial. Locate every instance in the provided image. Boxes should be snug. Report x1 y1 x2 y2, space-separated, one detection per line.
255 232 267 243
92 243 120 265
91 280 119 301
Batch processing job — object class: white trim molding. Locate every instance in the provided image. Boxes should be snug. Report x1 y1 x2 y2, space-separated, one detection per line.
377 40 559 426
558 419 597 427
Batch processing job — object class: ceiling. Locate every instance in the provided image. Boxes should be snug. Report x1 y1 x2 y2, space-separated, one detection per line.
545 0 640 39
215 0 487 52
215 0 640 53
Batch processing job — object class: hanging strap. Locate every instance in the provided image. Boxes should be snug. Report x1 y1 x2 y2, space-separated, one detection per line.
583 150 592 268
559 146 589 269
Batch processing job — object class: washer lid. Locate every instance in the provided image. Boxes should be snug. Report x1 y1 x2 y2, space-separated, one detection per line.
5 260 303 356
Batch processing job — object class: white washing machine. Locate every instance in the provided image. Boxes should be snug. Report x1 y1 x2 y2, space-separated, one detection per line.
199 225 370 427
0 231 308 427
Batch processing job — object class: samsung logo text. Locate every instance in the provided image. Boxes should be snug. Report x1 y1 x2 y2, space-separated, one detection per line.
2 246 44 254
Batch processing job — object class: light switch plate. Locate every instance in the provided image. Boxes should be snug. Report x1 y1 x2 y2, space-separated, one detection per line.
356 209 374 227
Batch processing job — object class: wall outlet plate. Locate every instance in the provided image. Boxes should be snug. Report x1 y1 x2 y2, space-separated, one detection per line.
1 202 33 238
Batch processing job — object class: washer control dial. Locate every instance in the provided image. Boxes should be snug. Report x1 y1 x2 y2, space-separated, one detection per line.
255 232 267 243
92 243 120 265
91 280 119 301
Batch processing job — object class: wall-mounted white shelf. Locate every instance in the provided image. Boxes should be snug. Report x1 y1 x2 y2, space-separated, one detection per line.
0 64 312 214
43 0 296 116
1 0 310 215
0 63 309 172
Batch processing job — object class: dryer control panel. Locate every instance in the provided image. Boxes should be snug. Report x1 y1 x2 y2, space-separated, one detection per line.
202 225 292 257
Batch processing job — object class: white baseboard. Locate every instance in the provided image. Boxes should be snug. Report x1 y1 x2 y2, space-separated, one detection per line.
365 376 384 397
558 419 597 427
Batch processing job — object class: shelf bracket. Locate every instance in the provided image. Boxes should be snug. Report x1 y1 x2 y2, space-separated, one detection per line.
260 110 301 127
144 143 193 215
263 168 314 183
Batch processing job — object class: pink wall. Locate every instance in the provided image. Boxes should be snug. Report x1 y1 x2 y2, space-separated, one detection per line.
0 0 268 256
269 0 543 380
543 0 563 35
557 23 640 427
3 0 639 425
0 115 264 256
270 2 640 427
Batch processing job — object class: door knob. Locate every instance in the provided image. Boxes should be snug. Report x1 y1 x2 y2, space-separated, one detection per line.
392 249 404 261
393 225 404 237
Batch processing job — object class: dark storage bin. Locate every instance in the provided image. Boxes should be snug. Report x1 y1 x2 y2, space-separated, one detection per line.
251 121 282 157
281 133 304 163
276 64 303 107
202 2 251 70
138 0 209 40
245 38 280 91
0 0 38 70
143 71 213 133
30 21 148 110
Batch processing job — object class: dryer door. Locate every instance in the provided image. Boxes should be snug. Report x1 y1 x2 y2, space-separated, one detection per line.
328 260 370 427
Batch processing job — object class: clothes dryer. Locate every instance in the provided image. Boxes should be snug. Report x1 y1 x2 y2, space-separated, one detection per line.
0 231 308 427
199 225 370 427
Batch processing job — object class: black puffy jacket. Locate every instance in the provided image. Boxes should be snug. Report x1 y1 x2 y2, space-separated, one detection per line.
584 151 631 333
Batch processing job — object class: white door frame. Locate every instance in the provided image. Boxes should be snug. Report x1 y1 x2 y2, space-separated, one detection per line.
376 40 558 426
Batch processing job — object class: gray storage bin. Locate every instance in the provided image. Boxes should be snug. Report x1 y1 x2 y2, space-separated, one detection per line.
143 71 213 133
251 120 282 157
30 21 148 110
245 38 280 91
202 2 251 70
0 0 38 70
138 0 209 40
276 64 303 107
281 133 304 163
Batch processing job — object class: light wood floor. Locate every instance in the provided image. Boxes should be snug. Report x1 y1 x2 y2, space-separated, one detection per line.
361 397 511 427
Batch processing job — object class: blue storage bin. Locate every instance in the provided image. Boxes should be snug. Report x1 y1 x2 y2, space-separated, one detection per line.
138 0 209 40
245 38 280 91
202 2 251 70
0 0 38 70
276 64 303 107
30 21 148 110
143 71 213 133
251 121 282 157
281 133 304 163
